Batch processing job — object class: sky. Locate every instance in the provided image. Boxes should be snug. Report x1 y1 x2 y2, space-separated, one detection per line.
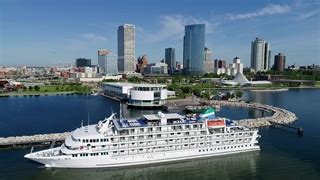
0 0 319 67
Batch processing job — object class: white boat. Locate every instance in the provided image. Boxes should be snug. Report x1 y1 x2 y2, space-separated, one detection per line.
24 108 260 168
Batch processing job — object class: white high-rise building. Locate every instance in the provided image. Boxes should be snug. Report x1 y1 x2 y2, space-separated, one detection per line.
204 47 214 73
98 49 118 75
251 38 271 72
215 57 243 76
118 24 135 74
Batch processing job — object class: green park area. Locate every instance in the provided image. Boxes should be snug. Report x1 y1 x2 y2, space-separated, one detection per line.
1 84 92 96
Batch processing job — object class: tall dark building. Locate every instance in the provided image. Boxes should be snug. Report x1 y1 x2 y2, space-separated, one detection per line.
183 24 205 75
218 60 226 68
76 58 91 67
274 53 286 72
214 59 218 69
165 48 176 75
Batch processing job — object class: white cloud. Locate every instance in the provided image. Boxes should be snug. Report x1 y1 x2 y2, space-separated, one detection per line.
296 10 319 21
145 15 216 43
79 33 107 43
146 4 292 43
228 4 291 21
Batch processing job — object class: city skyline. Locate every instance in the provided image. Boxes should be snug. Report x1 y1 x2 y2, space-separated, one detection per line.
1 0 319 67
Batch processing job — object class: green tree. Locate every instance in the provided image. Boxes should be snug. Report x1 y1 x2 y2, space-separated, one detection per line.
236 90 243 98
28 86 34 91
34 85 40 91
22 86 27 91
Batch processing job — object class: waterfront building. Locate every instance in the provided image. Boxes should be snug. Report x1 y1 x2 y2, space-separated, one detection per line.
118 24 135 74
165 48 176 75
204 47 214 73
98 49 118 75
251 38 271 72
136 55 148 74
102 82 168 107
183 24 205 75
76 58 91 67
144 62 168 75
273 53 286 72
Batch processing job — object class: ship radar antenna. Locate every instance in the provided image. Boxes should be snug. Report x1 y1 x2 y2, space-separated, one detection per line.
87 112 90 125
119 103 123 120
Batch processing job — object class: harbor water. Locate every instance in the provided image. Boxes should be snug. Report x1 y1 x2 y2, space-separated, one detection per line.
0 89 319 179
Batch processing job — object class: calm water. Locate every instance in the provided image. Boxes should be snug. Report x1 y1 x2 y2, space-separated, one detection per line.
0 89 320 180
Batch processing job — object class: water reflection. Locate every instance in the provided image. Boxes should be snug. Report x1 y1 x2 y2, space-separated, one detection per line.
30 151 260 180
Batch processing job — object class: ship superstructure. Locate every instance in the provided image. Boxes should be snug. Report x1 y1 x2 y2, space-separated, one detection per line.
25 108 260 168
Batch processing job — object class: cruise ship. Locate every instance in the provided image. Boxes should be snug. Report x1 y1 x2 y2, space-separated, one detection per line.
24 108 260 168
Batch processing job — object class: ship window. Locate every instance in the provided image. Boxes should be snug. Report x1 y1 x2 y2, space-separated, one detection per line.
177 132 181 135
97 139 99 142
113 151 117 154
113 144 117 147
199 150 201 152
216 141 219 143
90 139 92 143
82 139 85 143
102 145 106 148
92 146 95 148
120 150 124 153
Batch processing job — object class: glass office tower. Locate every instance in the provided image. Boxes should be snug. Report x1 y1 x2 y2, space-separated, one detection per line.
183 24 205 75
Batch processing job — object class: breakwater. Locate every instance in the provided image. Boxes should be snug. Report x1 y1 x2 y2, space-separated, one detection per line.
0 132 70 148
210 100 297 128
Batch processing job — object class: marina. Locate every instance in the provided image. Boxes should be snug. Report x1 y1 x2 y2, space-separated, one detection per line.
0 99 297 149
1 89 319 179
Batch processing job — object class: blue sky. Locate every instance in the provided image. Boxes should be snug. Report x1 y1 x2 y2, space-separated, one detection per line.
0 0 319 67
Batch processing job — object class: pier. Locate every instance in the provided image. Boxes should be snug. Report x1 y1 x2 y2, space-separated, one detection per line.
0 132 70 148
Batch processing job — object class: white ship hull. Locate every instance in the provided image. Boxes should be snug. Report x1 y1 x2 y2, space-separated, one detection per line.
26 145 259 168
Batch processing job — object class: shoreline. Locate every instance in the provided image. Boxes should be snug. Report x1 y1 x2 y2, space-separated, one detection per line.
0 91 92 97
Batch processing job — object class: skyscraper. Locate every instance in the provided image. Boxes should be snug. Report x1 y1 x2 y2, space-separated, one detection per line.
274 53 286 72
165 48 176 75
183 24 205 75
251 37 271 72
76 58 91 67
204 47 214 73
118 24 135 73
98 49 118 75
